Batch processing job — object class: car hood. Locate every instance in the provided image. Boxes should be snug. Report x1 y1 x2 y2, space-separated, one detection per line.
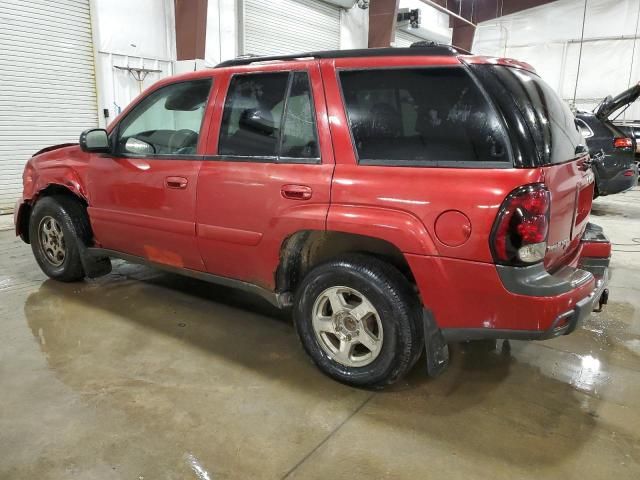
32 142 78 157
595 83 640 119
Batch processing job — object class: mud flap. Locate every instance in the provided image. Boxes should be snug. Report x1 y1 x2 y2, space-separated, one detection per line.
78 243 112 278
423 310 449 377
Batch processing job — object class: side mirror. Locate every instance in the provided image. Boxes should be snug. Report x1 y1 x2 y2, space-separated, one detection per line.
79 128 110 153
125 137 155 155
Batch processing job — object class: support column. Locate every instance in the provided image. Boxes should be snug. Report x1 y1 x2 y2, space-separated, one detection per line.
174 0 208 60
368 0 399 48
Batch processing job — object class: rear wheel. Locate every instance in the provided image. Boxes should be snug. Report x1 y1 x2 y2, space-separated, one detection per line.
293 254 423 388
29 196 88 282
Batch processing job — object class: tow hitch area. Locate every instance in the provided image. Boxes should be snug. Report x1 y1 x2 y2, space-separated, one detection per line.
595 288 609 313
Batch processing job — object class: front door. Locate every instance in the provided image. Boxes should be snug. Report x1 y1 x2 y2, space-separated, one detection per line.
87 78 214 270
196 62 334 289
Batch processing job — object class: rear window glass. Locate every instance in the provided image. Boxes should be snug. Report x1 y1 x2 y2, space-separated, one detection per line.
472 65 583 165
218 72 289 157
339 67 509 166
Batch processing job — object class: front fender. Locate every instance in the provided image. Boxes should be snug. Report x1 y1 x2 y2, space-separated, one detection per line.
327 204 438 255
31 167 88 202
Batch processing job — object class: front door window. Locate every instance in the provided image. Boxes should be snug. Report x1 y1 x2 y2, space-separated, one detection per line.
116 79 212 156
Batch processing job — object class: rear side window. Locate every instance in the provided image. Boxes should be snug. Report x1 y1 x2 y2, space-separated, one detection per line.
339 67 509 166
471 65 583 165
280 73 319 159
218 71 319 161
219 72 289 157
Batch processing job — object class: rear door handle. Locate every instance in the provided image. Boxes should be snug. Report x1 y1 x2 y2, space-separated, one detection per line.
281 184 312 200
165 176 188 189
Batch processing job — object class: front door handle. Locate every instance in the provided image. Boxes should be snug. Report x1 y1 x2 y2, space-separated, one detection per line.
281 184 312 200
165 176 188 189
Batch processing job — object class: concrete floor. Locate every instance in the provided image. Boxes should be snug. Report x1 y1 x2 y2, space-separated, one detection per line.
1 188 639 480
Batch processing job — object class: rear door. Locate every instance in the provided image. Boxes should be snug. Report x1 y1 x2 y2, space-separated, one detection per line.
196 61 334 289
472 65 594 270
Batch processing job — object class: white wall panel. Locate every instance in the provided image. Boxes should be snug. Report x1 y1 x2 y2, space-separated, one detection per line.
0 0 98 212
205 0 239 65
93 0 174 60
398 0 452 44
473 0 640 121
91 0 176 127
96 53 173 127
340 4 368 49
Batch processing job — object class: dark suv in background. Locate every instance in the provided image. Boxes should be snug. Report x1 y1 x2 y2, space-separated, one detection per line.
576 84 640 196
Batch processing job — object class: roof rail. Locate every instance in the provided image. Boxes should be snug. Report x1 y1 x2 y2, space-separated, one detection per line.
215 44 468 68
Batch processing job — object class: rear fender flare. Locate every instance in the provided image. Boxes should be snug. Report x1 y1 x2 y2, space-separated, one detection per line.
327 205 438 256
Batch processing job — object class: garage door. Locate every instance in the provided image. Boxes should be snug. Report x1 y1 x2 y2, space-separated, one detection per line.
0 0 98 212
242 0 341 56
394 29 424 48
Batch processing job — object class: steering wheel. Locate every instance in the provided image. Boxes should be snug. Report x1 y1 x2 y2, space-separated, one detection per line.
168 129 198 153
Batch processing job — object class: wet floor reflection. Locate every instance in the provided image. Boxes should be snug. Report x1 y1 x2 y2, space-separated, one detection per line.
19 262 640 476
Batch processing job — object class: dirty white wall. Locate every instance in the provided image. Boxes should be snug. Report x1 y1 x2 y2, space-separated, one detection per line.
473 0 640 120
397 0 452 44
90 0 176 128
204 0 238 66
340 3 369 50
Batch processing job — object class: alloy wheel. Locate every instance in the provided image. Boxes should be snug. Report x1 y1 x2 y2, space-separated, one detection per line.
38 216 66 267
311 286 384 367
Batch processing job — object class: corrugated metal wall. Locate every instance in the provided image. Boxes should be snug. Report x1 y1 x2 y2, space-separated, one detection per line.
242 0 341 56
394 29 424 48
0 0 98 212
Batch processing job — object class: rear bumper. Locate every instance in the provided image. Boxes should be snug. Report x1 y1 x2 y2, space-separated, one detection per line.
538 266 608 339
599 163 638 195
408 223 611 342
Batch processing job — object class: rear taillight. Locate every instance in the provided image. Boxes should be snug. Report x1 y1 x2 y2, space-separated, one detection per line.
490 184 551 265
614 137 633 149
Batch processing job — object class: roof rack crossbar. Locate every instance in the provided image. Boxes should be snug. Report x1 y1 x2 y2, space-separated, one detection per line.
215 44 468 68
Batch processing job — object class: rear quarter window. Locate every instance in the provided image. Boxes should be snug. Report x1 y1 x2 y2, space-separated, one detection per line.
339 67 510 167
471 65 584 166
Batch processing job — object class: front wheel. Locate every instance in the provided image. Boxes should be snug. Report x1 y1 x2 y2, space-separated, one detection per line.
29 196 88 282
293 254 423 388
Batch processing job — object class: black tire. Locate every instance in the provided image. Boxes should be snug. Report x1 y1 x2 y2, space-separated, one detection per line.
293 254 424 389
29 195 89 282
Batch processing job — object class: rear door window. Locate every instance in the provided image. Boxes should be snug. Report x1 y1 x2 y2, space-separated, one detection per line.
280 72 319 160
218 72 289 158
339 67 510 166
218 71 319 162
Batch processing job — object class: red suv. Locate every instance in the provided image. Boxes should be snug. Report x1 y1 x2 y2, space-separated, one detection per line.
15 45 611 388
